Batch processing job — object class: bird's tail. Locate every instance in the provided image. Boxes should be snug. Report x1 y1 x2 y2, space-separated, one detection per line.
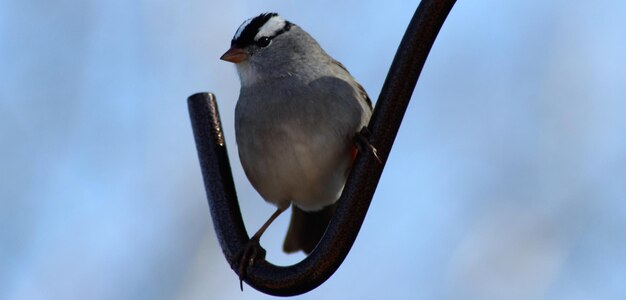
282 202 338 254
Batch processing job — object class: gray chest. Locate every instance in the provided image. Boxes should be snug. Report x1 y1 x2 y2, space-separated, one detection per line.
234 76 364 207
235 76 364 155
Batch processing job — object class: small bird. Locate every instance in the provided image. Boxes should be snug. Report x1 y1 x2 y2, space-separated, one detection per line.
221 13 373 261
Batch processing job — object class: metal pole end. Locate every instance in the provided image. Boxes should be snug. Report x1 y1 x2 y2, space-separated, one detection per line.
188 92 216 104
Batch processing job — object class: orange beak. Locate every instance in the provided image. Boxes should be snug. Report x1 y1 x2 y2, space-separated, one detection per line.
220 47 248 63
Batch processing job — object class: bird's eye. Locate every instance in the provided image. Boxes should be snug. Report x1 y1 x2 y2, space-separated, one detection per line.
256 36 271 47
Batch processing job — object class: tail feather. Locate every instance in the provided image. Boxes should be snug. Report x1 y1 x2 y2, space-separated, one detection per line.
282 203 338 254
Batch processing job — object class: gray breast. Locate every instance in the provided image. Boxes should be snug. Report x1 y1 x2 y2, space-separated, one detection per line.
235 76 365 211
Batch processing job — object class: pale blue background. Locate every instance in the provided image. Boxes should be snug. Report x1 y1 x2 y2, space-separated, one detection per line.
1 1 626 299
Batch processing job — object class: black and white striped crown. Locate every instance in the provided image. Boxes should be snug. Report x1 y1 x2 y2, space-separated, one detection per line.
231 13 292 48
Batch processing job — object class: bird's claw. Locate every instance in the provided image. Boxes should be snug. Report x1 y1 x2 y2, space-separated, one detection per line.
355 127 382 164
234 237 266 291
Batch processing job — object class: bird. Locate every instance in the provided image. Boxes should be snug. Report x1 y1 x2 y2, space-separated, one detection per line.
220 12 375 275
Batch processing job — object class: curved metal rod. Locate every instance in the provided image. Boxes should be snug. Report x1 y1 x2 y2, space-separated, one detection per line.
188 0 456 296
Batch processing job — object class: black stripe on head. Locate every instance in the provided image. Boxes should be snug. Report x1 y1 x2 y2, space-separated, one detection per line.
231 13 291 48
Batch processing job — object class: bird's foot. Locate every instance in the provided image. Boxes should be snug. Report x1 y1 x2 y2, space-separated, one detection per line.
234 236 266 291
355 126 382 163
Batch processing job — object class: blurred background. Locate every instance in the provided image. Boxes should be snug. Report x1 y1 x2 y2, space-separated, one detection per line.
1 0 626 299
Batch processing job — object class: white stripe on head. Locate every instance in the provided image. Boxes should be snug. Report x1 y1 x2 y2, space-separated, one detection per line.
254 15 286 40
234 17 254 40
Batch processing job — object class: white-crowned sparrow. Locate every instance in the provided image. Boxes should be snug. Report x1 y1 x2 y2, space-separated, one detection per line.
221 12 373 255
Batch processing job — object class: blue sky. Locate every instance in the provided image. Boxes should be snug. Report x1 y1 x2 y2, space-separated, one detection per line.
1 1 626 299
